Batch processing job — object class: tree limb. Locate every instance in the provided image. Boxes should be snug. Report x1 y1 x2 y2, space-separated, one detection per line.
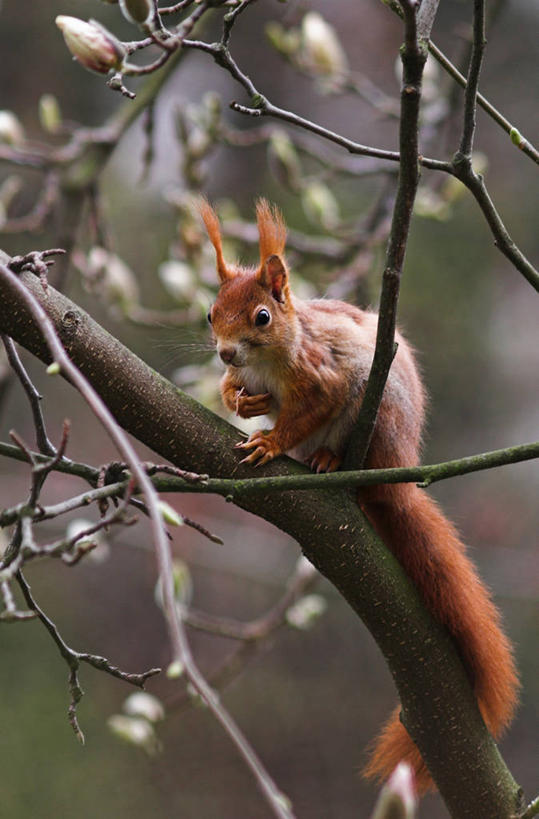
0 267 523 819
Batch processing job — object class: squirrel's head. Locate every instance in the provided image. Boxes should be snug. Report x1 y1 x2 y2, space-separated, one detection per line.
200 199 296 369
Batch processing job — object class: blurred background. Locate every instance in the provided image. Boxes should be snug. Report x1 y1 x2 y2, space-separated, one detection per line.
0 0 537 817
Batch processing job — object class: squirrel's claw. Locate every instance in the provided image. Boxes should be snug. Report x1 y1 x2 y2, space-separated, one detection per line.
306 447 342 473
236 431 280 465
239 446 267 465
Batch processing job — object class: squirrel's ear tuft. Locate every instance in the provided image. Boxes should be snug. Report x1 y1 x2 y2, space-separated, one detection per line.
198 198 234 282
259 254 289 303
256 199 287 266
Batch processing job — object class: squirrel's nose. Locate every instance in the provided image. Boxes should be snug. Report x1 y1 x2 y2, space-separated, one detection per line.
219 347 237 365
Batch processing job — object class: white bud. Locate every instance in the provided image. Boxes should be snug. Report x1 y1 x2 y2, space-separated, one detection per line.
123 692 165 723
166 660 184 679
39 94 62 134
56 16 125 75
286 594 327 630
107 715 161 755
154 559 193 610
370 762 417 819
0 111 25 146
158 500 184 528
66 518 110 563
301 12 348 80
265 22 301 58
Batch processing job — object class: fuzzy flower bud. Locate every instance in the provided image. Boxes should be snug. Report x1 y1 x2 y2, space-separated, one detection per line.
123 692 165 723
107 715 161 755
56 16 125 75
370 763 417 819
300 12 348 80
39 94 62 134
0 111 25 146
286 594 327 630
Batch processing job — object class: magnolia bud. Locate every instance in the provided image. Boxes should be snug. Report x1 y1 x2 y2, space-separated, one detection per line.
107 715 161 755
301 12 348 80
56 16 125 75
370 762 417 819
119 0 153 25
154 559 193 610
66 518 110 564
286 594 327 630
265 22 301 58
38 94 62 134
123 692 165 723
0 111 25 146
166 660 184 679
158 500 184 528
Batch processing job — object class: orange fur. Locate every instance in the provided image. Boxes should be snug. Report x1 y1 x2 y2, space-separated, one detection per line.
361 485 519 792
198 199 230 281
201 201 519 792
256 198 287 265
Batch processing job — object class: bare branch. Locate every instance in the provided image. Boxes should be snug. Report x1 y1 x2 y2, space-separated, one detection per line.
1 437 537 499
343 0 427 468
15 570 160 743
458 0 486 158
1 336 55 455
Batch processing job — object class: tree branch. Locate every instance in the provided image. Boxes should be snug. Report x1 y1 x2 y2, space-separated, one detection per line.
0 267 523 818
0 440 536 512
343 0 426 468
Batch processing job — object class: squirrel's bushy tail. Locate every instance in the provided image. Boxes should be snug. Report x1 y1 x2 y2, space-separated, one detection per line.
361 484 519 793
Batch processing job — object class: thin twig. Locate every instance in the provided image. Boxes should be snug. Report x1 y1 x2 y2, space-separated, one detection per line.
1 336 55 455
166 559 319 711
16 570 160 743
1 438 536 497
182 35 538 290
459 0 486 158
343 0 427 468
384 0 539 164
428 41 539 165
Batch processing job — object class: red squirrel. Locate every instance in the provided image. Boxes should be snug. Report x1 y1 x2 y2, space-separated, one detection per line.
200 198 519 792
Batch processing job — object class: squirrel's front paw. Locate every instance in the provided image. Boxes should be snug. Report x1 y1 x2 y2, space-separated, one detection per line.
306 447 342 473
235 388 272 419
235 430 281 466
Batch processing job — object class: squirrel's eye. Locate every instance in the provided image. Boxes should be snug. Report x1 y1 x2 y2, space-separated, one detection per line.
255 308 271 326
207 311 212 325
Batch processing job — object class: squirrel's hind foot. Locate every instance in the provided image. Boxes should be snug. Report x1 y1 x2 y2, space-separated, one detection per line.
306 447 342 473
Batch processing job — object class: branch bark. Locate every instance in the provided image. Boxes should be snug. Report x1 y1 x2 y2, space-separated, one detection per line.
0 268 524 819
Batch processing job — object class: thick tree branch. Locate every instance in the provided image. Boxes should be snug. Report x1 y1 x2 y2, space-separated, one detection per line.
0 260 293 819
0 268 523 818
